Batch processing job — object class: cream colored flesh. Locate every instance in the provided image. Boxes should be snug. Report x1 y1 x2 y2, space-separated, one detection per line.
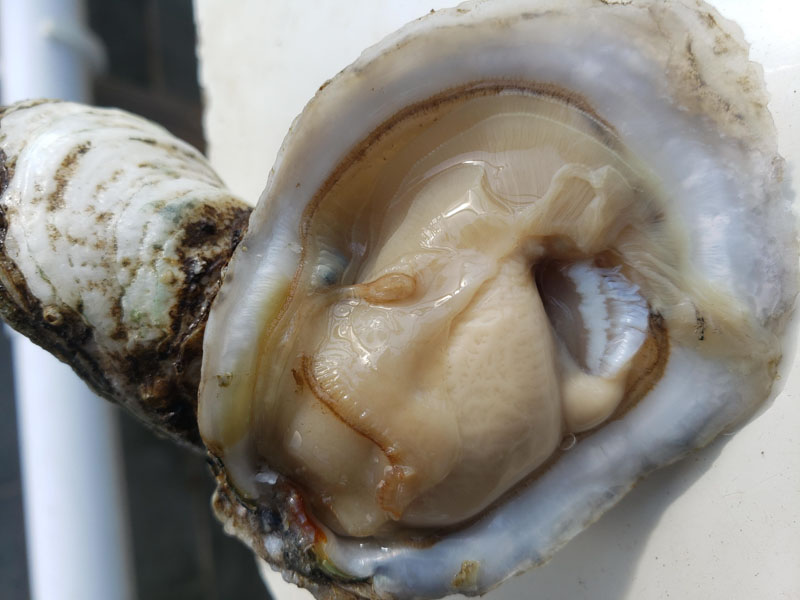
220 91 741 537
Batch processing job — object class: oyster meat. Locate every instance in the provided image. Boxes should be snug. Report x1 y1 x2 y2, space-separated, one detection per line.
0 1 795 599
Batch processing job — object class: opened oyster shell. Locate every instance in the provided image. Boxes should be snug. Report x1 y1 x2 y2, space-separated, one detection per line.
0 0 796 599
198 0 796 597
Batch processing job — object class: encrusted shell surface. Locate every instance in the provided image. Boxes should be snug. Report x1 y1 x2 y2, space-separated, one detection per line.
0 100 250 445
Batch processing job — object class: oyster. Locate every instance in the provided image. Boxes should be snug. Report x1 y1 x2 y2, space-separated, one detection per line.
198 1 796 598
0 1 795 600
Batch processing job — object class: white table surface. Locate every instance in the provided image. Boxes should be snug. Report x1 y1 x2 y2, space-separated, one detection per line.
194 1 800 598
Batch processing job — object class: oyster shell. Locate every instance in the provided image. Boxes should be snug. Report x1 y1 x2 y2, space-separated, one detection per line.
0 100 250 446
198 0 797 598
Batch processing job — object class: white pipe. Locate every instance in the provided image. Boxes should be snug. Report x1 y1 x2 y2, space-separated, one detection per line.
0 0 95 100
8 331 136 600
0 1 136 599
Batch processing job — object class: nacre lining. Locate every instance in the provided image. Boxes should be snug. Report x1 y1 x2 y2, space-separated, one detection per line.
211 85 749 538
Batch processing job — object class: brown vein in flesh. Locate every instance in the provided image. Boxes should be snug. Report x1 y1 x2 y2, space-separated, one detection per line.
299 353 408 519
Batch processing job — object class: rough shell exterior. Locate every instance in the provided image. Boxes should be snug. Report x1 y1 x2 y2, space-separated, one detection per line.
0 100 250 446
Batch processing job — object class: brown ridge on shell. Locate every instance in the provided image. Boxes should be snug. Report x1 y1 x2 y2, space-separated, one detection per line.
49 141 91 212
